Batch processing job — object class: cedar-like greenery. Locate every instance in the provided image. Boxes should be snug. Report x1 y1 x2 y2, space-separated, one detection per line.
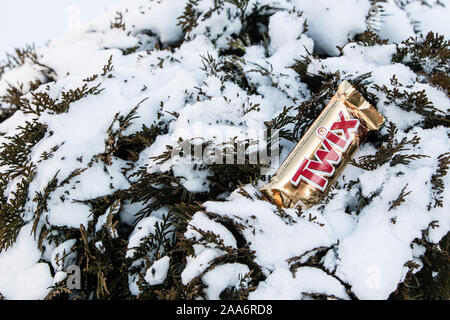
0 0 449 301
0 164 33 251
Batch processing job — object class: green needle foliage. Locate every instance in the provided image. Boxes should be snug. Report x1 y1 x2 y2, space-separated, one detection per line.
0 0 449 301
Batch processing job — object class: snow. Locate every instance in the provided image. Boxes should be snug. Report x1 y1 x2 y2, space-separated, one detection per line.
0 0 123 59
359 164 389 197
126 209 173 295
0 224 53 299
267 11 314 69
95 201 121 238
0 0 449 300
204 193 336 269
192 103 450 300
53 271 68 285
335 209 411 300
189 1 243 49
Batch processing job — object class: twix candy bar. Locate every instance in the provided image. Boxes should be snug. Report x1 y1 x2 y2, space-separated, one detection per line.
260 80 385 209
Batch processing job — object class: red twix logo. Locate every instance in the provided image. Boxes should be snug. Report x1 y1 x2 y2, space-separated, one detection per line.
291 111 359 191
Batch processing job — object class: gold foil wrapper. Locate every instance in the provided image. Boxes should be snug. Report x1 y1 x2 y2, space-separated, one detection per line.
260 80 385 209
